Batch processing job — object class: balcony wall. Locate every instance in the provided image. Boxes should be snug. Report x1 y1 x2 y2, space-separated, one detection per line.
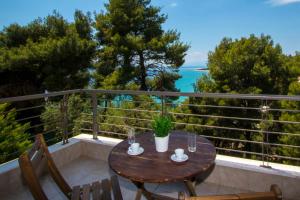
0 134 299 200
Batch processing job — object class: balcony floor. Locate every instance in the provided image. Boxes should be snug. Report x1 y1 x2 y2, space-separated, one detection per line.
5 156 251 200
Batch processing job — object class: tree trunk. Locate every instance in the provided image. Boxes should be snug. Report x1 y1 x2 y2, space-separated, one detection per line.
139 52 147 91
120 54 132 86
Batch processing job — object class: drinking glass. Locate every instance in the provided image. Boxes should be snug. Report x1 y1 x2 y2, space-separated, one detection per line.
128 127 135 144
188 133 197 152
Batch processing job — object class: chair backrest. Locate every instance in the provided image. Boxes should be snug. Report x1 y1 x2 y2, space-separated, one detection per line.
18 134 72 200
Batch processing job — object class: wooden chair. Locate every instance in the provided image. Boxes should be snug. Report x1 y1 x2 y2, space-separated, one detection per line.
18 134 123 200
151 184 282 200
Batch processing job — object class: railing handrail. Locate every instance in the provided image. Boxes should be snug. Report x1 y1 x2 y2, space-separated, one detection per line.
1 89 300 103
84 89 300 101
0 89 83 103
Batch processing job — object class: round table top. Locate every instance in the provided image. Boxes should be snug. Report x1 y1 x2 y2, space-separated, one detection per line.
108 130 216 183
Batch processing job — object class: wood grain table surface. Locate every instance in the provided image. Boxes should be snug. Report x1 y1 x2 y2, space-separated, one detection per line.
108 130 216 184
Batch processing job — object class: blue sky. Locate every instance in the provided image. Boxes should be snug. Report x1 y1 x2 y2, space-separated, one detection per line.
1 0 300 66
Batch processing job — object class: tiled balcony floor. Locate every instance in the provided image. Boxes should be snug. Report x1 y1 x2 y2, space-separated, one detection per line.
4 156 251 200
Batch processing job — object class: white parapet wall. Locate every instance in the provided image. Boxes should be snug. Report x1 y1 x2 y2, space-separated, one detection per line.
206 155 300 199
0 134 299 200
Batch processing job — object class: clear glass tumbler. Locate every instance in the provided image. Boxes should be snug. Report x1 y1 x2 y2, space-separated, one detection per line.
128 127 135 145
188 133 197 152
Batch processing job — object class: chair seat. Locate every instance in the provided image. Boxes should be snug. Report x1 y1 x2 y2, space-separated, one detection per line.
71 176 122 200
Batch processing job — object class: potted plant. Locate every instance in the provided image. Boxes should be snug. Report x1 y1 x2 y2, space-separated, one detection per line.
152 115 173 152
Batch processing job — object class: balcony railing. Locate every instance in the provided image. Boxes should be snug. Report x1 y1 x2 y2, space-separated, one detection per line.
1 89 300 166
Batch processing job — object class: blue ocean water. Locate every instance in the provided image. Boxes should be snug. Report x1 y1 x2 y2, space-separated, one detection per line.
89 66 207 94
176 66 208 92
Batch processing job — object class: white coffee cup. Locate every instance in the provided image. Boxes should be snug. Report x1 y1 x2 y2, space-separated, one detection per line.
130 143 140 153
175 148 184 160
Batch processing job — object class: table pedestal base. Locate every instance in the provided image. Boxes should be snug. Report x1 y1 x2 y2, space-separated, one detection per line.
132 181 154 200
184 178 197 197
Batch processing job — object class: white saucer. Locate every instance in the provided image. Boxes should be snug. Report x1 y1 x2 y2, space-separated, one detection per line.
127 147 144 156
170 154 188 162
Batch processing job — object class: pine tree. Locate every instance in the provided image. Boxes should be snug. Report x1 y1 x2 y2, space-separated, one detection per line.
0 103 31 163
94 0 189 91
279 53 300 164
0 11 96 97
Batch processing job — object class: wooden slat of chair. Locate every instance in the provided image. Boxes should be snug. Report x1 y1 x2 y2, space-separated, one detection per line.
82 184 91 200
19 153 48 200
37 134 72 197
186 184 282 200
102 178 112 200
28 138 41 158
92 181 102 200
237 192 278 200
19 134 123 200
30 144 48 178
71 185 81 200
187 195 240 200
111 175 123 200
30 148 44 169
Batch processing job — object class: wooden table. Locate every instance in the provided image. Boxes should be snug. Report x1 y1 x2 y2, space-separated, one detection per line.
108 130 216 200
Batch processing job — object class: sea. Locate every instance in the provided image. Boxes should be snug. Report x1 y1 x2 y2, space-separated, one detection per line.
89 66 208 92
89 66 208 102
176 66 208 93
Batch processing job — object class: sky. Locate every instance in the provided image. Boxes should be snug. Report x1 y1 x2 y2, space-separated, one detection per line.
1 0 300 66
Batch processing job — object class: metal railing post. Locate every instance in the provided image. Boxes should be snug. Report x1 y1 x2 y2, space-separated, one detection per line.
60 95 68 144
260 100 271 168
92 92 98 139
161 95 165 116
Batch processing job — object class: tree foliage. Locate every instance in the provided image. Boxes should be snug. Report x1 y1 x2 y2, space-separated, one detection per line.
95 94 160 137
208 34 288 94
41 94 90 141
0 103 31 163
94 0 189 91
177 35 292 162
0 10 96 97
279 53 300 163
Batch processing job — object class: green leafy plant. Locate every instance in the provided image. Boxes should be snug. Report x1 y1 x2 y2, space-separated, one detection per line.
152 115 173 137
0 103 31 163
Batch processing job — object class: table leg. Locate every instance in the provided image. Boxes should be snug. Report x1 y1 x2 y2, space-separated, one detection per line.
132 181 153 200
184 178 197 197
135 188 142 200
